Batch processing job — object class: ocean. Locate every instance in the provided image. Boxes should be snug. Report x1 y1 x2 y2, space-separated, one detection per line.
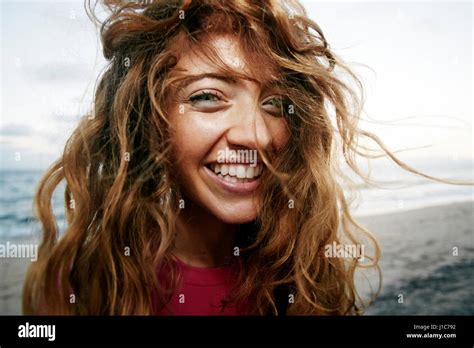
0 157 473 315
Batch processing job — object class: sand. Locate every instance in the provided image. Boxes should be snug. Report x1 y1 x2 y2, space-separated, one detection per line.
0 253 31 315
356 201 473 289
0 201 472 315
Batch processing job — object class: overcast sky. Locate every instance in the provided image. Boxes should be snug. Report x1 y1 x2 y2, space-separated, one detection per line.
1 0 472 170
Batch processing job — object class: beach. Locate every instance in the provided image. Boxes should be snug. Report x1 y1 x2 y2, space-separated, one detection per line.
0 244 33 315
0 200 472 315
357 201 474 315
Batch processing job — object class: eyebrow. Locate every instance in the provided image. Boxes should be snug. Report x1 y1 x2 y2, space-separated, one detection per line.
173 73 240 91
171 71 286 95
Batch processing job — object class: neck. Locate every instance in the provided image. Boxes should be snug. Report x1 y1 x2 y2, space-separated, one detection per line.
173 199 236 268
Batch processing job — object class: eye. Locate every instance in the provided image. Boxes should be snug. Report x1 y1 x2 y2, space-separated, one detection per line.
189 91 221 103
262 96 288 117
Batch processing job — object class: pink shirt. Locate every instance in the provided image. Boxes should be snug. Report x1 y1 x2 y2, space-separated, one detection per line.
156 258 250 315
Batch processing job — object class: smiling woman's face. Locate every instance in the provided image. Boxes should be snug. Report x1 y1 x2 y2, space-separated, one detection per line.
167 34 290 224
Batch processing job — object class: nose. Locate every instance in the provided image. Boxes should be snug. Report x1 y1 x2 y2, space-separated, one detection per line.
225 102 272 152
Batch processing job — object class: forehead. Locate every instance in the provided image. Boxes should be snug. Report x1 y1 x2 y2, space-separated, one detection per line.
169 33 280 85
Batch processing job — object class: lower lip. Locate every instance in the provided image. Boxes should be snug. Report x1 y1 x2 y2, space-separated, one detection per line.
203 166 262 195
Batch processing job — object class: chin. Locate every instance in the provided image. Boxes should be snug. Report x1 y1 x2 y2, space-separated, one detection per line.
211 206 259 225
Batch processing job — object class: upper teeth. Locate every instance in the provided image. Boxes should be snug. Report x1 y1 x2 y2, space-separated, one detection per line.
209 163 263 179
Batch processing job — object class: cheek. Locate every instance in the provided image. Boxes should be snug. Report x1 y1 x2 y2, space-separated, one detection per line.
169 120 205 201
270 118 291 150
170 133 198 188
169 113 221 183
171 124 199 164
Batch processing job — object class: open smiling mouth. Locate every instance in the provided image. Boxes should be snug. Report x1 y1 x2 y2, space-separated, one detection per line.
205 163 264 184
206 163 263 183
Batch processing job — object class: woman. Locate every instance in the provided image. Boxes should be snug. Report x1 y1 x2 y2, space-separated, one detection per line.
22 0 455 315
